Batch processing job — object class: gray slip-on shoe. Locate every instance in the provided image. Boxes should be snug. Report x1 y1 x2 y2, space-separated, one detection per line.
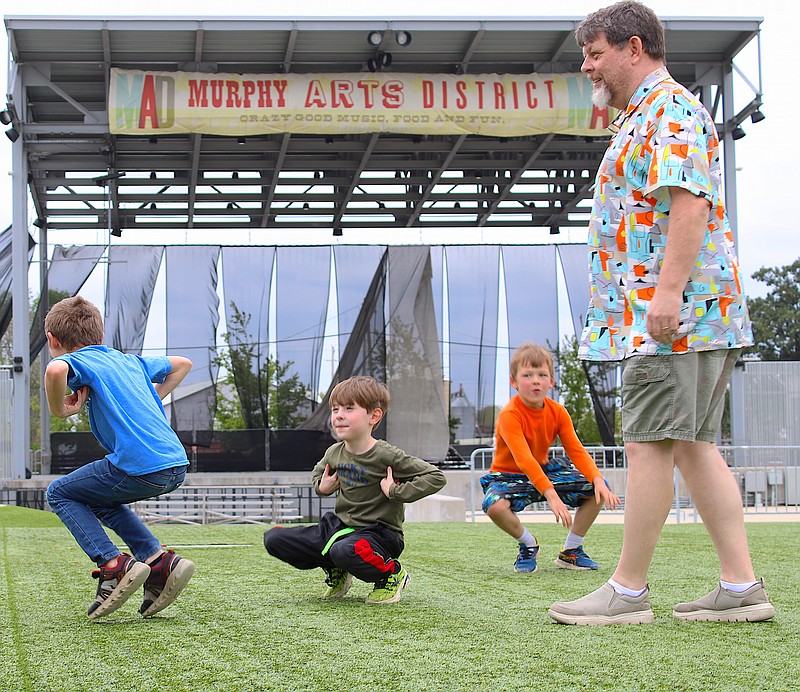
549 582 654 625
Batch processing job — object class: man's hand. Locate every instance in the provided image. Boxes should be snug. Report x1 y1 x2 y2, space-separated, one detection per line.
380 465 400 498
543 488 573 528
593 478 620 510
317 464 340 496
647 287 683 344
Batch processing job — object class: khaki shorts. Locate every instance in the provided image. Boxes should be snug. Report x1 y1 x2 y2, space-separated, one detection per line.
621 349 741 443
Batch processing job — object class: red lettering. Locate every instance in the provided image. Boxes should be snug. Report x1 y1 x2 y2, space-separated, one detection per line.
591 105 611 129
456 81 467 110
441 80 448 109
382 81 403 108
241 81 256 108
210 80 223 108
331 80 354 108
139 74 159 128
305 80 327 108
494 83 506 109
257 81 273 108
357 80 380 108
544 79 555 108
225 80 242 108
273 80 288 107
188 79 208 108
526 81 538 109
475 81 485 109
511 82 519 109
422 80 434 108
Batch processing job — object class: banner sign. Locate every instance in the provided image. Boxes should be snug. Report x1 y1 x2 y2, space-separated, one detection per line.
109 68 614 138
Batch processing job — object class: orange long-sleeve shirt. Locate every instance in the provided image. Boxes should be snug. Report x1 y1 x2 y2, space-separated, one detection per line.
491 395 603 495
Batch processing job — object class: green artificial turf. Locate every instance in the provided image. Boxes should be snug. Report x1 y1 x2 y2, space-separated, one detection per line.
1 506 798 691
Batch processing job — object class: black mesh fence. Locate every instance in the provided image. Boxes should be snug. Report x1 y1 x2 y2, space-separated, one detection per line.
50 429 335 474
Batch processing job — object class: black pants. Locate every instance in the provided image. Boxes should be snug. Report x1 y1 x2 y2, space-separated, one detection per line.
264 512 404 584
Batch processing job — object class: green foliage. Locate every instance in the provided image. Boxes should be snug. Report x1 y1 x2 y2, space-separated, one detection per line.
214 303 310 430
476 405 499 436
48 397 91 433
447 415 461 444
213 388 246 430
386 318 427 379
1 518 798 690
552 336 603 444
0 290 90 452
748 259 800 360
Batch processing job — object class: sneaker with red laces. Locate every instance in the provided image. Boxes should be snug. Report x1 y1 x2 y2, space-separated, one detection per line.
139 549 196 618
88 553 150 620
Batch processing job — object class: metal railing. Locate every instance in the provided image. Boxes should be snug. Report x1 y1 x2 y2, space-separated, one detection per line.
132 484 336 526
469 445 800 522
467 445 800 523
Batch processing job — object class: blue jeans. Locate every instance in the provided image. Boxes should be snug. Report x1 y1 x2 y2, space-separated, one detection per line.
46 458 186 566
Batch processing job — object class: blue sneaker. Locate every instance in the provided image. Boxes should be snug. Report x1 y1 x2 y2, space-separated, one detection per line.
514 543 539 573
555 545 599 571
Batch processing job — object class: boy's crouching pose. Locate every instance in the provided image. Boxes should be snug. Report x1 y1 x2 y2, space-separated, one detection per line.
483 343 619 573
43 296 195 620
264 376 446 604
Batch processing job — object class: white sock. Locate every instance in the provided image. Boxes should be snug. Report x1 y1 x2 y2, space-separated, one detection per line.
608 578 647 598
563 531 584 551
720 579 758 592
516 528 538 548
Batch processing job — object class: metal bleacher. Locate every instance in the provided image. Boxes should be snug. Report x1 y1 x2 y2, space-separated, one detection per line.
133 485 332 526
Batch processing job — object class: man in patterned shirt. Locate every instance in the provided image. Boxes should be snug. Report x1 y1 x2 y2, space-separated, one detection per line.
549 0 774 625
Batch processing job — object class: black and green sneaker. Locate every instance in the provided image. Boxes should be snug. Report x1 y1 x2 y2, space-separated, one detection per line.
365 567 410 605
324 567 353 598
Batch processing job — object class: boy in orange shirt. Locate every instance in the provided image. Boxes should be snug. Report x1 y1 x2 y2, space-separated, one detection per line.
481 343 619 572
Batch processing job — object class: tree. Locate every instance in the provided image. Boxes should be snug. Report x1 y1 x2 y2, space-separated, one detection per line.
747 259 800 360
448 415 461 444
552 336 604 445
0 289 91 454
476 405 500 438
213 303 311 430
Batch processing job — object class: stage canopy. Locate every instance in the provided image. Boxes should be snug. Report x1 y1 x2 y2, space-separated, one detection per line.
5 15 763 236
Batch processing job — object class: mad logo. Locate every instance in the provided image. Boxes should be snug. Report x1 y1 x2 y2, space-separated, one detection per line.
114 72 176 131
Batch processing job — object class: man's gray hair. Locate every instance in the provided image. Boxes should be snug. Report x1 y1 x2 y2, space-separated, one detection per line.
576 0 666 60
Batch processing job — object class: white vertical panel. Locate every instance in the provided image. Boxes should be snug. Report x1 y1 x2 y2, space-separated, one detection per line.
0 369 13 479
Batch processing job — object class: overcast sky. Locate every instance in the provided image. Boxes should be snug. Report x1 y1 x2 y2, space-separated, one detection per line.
2 0 798 299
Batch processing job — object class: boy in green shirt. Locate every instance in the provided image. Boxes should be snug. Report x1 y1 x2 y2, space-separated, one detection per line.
264 376 446 604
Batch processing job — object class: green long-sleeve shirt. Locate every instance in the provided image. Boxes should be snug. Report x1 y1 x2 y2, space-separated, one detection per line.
311 439 447 535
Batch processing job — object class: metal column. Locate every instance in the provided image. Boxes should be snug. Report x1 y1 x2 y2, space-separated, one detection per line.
10 61 30 480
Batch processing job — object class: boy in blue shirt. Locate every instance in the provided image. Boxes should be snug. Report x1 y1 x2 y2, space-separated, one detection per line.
44 295 195 619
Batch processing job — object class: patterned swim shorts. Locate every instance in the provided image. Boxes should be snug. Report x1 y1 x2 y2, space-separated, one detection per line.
480 457 596 514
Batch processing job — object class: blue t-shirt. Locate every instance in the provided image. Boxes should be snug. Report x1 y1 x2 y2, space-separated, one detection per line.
55 345 188 475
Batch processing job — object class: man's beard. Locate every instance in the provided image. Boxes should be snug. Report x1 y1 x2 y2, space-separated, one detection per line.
591 81 611 109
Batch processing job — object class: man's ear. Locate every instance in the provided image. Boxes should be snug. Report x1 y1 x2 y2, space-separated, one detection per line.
628 35 645 63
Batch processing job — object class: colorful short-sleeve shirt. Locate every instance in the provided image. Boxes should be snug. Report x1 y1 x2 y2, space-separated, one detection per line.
578 67 753 362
